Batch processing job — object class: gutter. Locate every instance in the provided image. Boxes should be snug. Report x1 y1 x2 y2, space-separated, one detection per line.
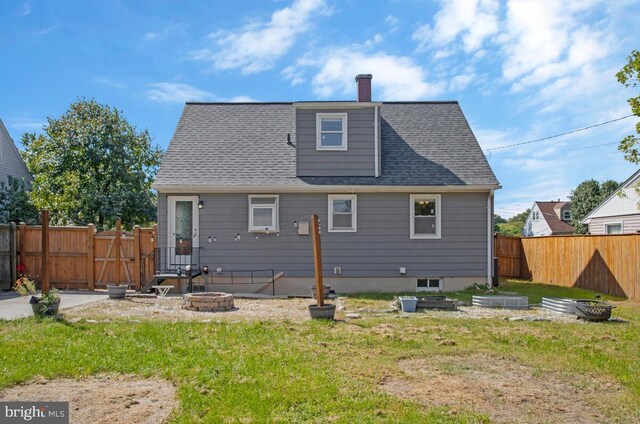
152 184 502 193
374 105 380 177
487 189 494 287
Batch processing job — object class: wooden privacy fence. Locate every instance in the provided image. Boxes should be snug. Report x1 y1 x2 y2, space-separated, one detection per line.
0 224 18 290
495 234 640 300
10 221 157 291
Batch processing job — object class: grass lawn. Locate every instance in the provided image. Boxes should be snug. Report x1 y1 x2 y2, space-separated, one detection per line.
1 279 639 423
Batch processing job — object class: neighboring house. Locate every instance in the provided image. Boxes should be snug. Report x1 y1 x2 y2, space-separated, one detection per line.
581 169 640 234
152 74 501 295
0 119 32 185
522 201 574 237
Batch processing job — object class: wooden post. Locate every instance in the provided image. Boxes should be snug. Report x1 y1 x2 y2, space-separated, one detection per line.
9 222 17 284
115 219 122 285
41 210 50 294
311 214 324 307
133 225 141 291
18 222 26 271
87 224 95 290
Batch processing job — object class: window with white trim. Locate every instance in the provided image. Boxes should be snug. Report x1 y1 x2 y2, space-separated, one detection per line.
417 278 442 291
410 194 441 239
532 211 540 221
328 195 357 232
562 210 571 220
316 113 347 150
248 195 279 232
605 223 622 234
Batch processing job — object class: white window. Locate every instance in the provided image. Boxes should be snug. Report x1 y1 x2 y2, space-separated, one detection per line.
316 113 347 151
532 211 540 221
410 194 441 239
328 195 357 232
563 210 571 220
417 278 442 292
605 223 622 234
248 195 279 232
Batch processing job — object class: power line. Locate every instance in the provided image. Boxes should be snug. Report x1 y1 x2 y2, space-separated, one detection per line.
488 141 620 159
485 114 635 152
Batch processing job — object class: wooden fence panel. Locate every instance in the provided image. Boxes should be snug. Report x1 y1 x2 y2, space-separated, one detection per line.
0 224 14 290
13 223 155 291
494 235 521 278
496 234 640 300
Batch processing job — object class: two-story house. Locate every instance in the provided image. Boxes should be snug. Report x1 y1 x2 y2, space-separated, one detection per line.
152 74 501 295
0 119 32 186
522 201 574 237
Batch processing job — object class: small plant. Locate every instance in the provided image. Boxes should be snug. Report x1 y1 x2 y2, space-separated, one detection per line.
13 276 61 316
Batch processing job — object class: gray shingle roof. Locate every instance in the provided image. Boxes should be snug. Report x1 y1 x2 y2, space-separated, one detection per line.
153 101 499 189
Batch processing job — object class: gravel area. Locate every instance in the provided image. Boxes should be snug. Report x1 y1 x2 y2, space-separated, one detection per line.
62 296 314 322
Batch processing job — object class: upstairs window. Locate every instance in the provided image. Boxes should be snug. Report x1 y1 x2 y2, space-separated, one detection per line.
316 113 347 151
248 195 279 232
410 194 441 239
328 195 357 232
563 210 571 220
532 211 540 221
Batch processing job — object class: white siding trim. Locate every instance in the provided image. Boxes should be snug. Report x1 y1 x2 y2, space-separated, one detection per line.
328 194 357 232
410 194 442 239
374 105 379 177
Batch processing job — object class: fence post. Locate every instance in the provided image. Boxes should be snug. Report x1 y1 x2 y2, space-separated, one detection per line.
133 225 141 291
10 223 17 284
41 210 50 294
18 222 26 272
115 219 122 285
87 224 95 290
311 214 324 307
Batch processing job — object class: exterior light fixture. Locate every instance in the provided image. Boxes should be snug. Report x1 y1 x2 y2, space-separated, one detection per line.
208 236 212 243
293 221 298 228
287 133 293 145
198 200 204 209
202 266 209 274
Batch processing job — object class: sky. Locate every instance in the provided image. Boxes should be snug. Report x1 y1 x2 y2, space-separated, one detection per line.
1 0 639 217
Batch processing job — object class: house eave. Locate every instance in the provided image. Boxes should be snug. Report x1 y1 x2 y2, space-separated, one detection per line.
294 101 383 109
152 183 502 193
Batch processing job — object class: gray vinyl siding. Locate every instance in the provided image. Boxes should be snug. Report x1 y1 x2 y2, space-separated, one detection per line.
587 214 640 235
157 191 489 278
296 108 376 177
0 122 32 185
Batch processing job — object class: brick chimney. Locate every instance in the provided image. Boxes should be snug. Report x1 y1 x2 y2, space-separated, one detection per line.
355 74 372 102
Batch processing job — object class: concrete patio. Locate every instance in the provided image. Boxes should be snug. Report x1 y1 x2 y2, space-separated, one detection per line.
0 290 107 320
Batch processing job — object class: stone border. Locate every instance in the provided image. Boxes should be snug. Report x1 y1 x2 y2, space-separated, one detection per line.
183 292 234 312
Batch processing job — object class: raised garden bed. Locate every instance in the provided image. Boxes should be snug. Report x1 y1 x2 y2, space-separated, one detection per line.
416 295 457 311
472 295 528 310
541 297 576 315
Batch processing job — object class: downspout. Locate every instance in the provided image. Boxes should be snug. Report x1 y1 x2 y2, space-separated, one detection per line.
374 105 380 177
487 189 494 288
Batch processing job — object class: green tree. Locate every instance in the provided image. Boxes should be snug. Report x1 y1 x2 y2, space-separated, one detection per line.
569 179 619 234
21 99 163 230
493 214 507 232
616 49 640 163
495 209 530 236
0 177 40 224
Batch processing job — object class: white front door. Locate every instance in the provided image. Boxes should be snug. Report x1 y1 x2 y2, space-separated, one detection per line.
167 196 199 269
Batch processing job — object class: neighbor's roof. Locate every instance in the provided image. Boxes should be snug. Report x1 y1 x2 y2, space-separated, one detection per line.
153 101 500 191
581 169 640 223
535 201 574 233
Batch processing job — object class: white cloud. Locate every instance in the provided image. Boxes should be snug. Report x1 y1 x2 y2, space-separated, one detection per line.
5 117 45 131
413 0 500 53
384 15 400 32
146 83 216 103
281 66 305 86
143 23 185 42
145 83 256 103
92 77 126 89
191 0 328 74
15 3 31 17
293 46 445 100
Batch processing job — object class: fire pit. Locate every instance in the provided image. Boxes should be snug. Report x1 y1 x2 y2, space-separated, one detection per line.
183 292 234 312
574 300 615 321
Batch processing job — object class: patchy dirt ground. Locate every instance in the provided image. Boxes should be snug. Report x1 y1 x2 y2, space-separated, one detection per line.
379 354 628 423
62 296 314 322
0 375 176 424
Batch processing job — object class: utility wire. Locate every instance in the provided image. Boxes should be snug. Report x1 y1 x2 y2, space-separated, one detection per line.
489 141 620 159
485 114 635 152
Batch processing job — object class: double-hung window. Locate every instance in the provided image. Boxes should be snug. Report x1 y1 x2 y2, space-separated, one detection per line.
532 211 540 221
316 113 347 150
328 195 357 232
562 210 571 220
248 195 279 232
410 194 441 239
